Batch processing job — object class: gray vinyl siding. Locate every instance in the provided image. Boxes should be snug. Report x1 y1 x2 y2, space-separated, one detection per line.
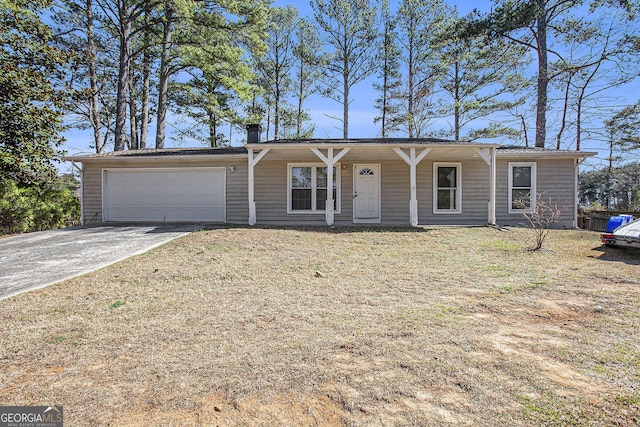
253 158 490 226
80 158 248 224
81 162 103 224
380 161 411 225
417 159 490 226
77 149 580 228
254 159 355 225
226 161 249 224
496 158 576 228
253 159 411 226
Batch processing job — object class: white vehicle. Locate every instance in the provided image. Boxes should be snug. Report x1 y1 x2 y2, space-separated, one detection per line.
602 218 640 249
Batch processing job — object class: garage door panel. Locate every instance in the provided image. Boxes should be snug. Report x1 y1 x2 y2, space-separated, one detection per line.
104 168 226 222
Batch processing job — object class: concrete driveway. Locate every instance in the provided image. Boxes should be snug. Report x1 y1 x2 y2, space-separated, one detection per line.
0 224 199 300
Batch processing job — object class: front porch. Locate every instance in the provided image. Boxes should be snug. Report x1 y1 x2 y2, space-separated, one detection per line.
246 141 499 227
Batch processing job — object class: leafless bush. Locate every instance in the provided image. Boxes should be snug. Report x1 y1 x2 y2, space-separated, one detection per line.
517 193 561 251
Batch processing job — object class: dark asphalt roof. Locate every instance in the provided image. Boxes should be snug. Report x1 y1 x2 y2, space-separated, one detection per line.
66 146 248 159
66 141 595 160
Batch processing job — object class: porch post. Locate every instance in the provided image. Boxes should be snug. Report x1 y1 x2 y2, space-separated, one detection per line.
409 149 418 226
489 147 496 225
248 148 270 226
248 149 256 225
325 149 335 225
393 147 430 226
311 147 350 226
473 148 497 226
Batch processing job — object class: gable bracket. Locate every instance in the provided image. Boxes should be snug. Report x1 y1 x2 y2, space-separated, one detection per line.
473 148 491 166
311 147 351 166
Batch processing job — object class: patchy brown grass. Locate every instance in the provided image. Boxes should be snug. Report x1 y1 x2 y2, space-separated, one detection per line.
1 226 639 426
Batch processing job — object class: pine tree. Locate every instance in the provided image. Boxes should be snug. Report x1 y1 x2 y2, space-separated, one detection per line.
373 0 402 138
311 0 379 139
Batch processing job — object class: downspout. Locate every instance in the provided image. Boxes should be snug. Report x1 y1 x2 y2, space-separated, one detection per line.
71 161 84 226
575 157 587 229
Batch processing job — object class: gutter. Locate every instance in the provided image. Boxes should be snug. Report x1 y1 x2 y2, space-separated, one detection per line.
64 153 249 163
246 142 502 149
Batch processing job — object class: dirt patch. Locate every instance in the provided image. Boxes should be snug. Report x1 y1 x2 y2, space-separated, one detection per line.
1 227 639 425
118 392 342 426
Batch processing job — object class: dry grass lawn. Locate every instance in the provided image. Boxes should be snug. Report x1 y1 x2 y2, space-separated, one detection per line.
1 226 639 426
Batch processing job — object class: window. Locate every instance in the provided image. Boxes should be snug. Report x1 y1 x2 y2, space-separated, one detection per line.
509 162 536 213
433 163 461 214
288 164 339 213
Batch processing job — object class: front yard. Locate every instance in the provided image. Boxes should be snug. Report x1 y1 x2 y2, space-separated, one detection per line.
1 227 638 426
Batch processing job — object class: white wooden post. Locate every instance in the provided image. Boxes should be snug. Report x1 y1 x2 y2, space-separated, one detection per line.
393 147 430 226
248 148 269 226
489 147 496 226
473 148 496 226
248 149 255 225
326 149 334 225
311 147 350 226
409 149 417 226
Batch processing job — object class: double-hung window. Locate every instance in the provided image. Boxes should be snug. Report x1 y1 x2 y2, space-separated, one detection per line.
289 164 339 213
433 163 462 214
509 162 536 213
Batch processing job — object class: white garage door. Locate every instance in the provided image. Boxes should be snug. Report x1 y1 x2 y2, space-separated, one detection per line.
103 168 226 222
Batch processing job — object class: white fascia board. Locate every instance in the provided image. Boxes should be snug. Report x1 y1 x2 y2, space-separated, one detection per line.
246 142 501 150
496 151 597 160
65 153 248 163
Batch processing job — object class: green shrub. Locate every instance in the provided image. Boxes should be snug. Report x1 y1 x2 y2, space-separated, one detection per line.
0 176 80 235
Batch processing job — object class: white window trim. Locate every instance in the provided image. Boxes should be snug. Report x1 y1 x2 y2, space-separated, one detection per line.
508 162 537 214
287 163 341 214
433 162 462 214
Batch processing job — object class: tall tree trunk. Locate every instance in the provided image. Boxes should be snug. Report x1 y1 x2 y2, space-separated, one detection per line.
265 98 271 141
556 73 572 150
114 2 132 152
520 114 529 147
454 62 460 141
381 69 387 138
86 0 102 153
139 11 151 149
296 61 304 139
535 0 548 149
274 76 280 140
407 38 415 138
128 56 138 150
575 95 582 151
155 1 173 149
343 53 349 139
209 110 216 147
606 132 613 209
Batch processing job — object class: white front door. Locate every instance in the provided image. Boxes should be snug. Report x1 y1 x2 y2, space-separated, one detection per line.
353 164 380 223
